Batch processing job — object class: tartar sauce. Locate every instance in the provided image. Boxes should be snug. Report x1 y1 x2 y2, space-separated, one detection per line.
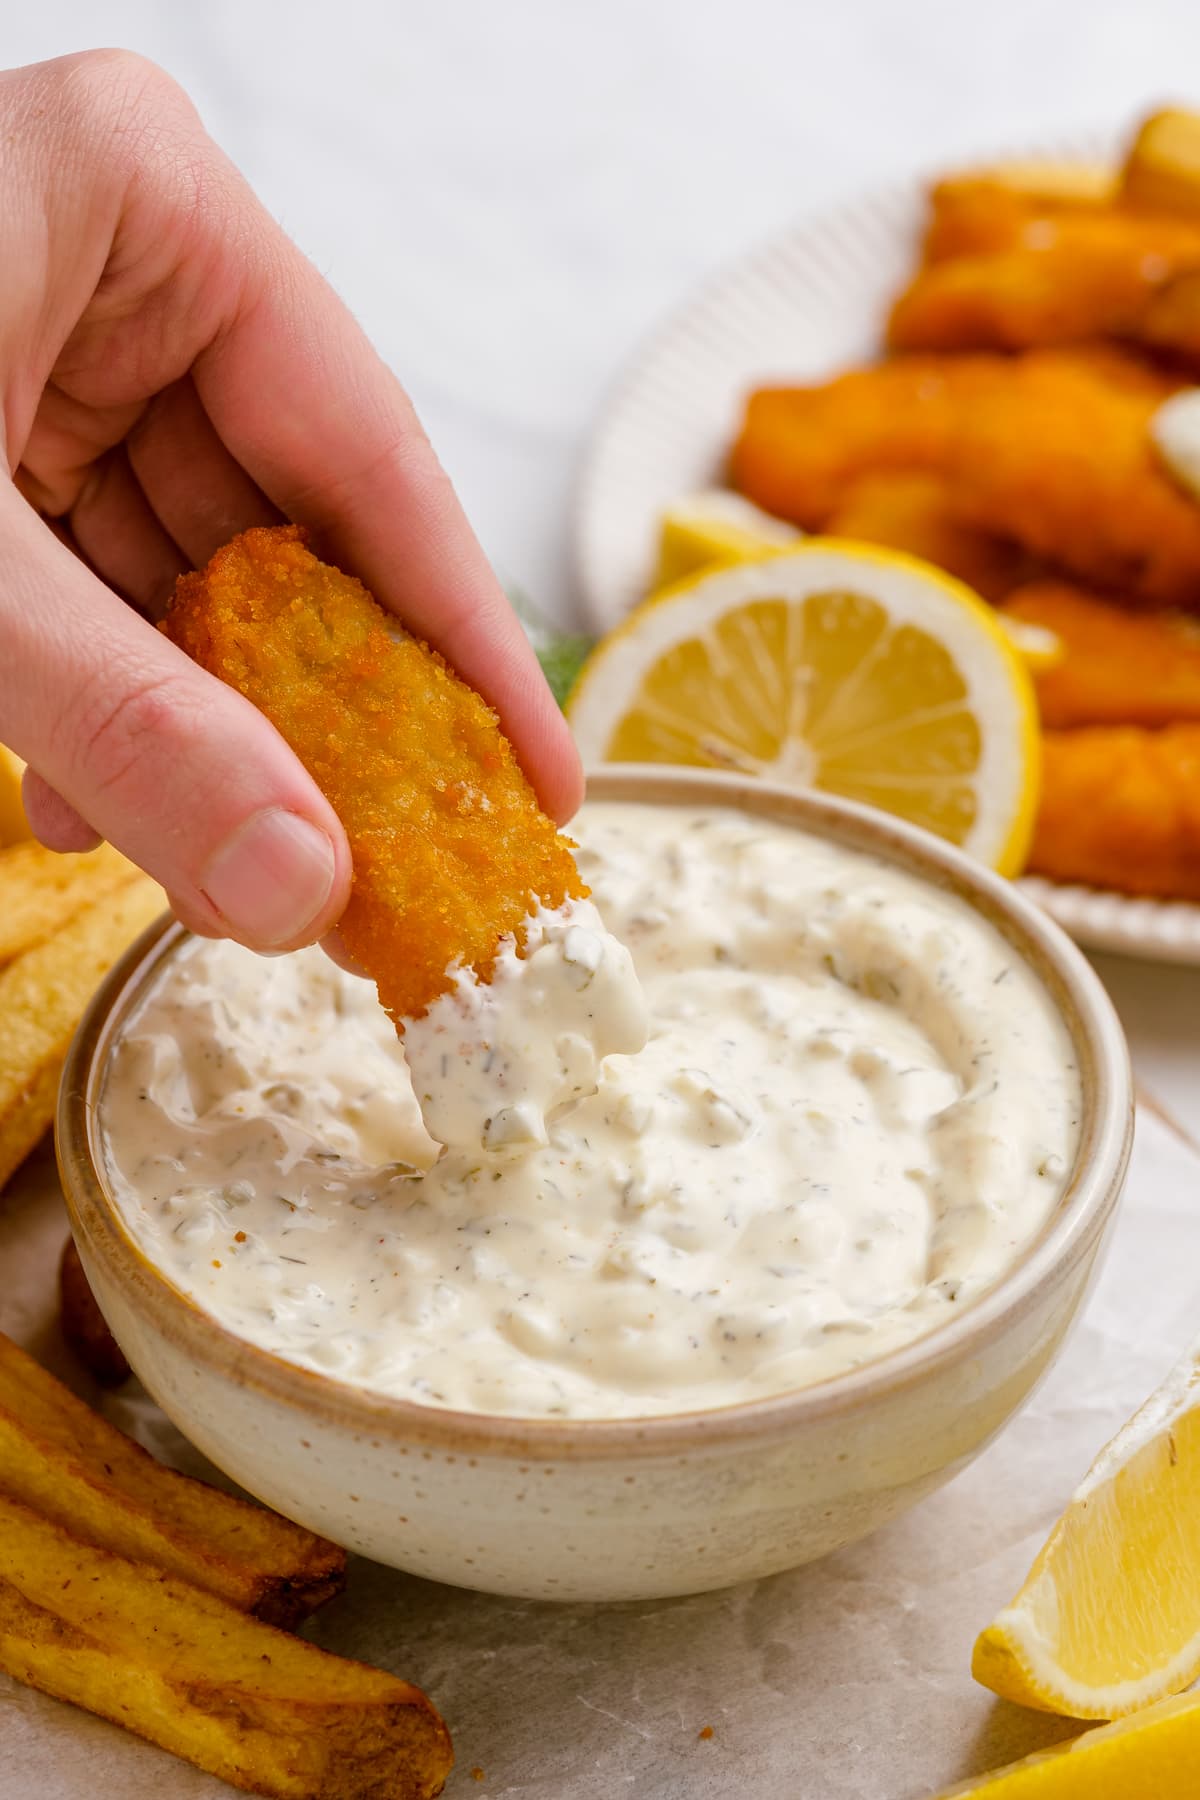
101 803 1081 1420
403 897 648 1157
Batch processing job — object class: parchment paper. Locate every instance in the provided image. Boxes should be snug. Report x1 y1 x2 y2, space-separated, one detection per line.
2 1096 1197 1799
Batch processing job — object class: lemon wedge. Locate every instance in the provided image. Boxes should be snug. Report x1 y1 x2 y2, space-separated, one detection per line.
567 541 1040 874
0 745 30 847
653 491 801 590
973 1333 1200 1720
932 1690 1200 1797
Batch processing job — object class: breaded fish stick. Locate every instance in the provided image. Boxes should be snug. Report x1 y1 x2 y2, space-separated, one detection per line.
165 527 585 1026
1002 581 1200 727
825 472 1035 599
730 351 1200 607
923 168 1116 263
890 213 1200 356
1031 724 1200 898
1122 108 1200 217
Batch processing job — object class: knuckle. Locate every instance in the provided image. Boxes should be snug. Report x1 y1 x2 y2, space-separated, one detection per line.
65 667 194 805
66 48 190 123
39 49 205 185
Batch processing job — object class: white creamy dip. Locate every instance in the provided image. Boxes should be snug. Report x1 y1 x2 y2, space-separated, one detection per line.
101 802 1081 1420
403 897 648 1158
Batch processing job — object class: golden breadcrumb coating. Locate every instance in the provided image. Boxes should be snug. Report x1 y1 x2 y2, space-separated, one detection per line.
1002 580 1200 728
921 172 1114 265
824 471 1036 600
892 211 1200 355
165 526 585 1024
730 349 1200 607
1032 724 1200 898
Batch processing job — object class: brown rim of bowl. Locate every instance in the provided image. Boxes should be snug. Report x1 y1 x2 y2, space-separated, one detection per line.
57 766 1133 1462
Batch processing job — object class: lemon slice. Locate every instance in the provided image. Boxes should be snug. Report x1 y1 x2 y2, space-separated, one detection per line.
567 542 1040 874
973 1333 1200 1720
931 1690 1200 1797
0 745 30 847
654 491 801 590
653 495 1060 675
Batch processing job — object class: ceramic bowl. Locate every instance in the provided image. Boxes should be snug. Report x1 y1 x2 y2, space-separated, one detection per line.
57 767 1133 1602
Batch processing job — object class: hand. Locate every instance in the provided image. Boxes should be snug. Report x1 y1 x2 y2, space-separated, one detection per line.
0 50 582 953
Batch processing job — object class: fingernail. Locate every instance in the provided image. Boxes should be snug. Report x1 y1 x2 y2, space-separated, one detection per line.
200 810 336 948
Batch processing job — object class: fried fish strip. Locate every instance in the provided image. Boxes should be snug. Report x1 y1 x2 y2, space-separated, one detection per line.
165 526 585 1026
0 1492 451 1800
891 212 1200 356
1002 581 1200 727
0 876 165 1189
1030 723 1200 898
0 1331 344 1627
922 166 1118 263
730 350 1200 606
1122 108 1200 218
1142 267 1200 363
825 471 1035 599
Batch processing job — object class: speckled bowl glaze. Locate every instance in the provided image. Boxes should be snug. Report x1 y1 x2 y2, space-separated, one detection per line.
57 768 1133 1602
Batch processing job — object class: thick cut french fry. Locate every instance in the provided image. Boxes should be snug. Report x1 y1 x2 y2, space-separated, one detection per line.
0 1331 344 1627
58 1236 131 1386
0 1492 452 1800
0 744 29 847
1122 108 1200 217
0 839 138 967
0 875 164 1188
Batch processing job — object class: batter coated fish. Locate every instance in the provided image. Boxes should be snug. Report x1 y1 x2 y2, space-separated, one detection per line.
165 526 585 1026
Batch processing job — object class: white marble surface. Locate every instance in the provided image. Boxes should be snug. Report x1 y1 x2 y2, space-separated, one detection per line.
4 7 1200 1795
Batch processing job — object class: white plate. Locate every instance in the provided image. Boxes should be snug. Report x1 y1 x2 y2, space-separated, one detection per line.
572 129 1200 965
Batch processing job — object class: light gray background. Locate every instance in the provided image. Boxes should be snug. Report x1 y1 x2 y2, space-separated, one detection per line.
8 0 1200 619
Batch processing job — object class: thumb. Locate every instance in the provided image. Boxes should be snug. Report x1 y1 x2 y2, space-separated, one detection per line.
0 496 352 952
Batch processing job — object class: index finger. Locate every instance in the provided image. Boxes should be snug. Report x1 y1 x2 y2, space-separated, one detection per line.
194 228 584 824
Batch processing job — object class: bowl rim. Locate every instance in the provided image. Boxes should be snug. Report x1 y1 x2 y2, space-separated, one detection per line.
57 765 1134 1460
